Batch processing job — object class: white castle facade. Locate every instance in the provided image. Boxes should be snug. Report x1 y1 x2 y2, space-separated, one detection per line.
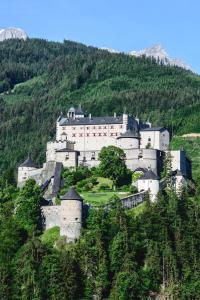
17 105 191 241
18 105 191 190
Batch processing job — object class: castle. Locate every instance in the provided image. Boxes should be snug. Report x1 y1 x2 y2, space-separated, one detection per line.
17 105 192 242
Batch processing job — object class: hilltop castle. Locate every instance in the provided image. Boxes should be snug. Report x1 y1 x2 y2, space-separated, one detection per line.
17 105 191 242
18 105 191 196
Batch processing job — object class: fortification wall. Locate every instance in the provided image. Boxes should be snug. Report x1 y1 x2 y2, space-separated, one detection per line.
41 205 61 229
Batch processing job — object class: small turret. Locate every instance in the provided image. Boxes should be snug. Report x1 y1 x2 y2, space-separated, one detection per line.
60 187 83 243
67 107 76 119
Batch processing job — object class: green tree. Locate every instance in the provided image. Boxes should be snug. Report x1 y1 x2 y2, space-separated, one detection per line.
15 179 43 233
98 146 131 187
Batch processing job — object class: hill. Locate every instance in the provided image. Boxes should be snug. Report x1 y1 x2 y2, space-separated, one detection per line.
1 38 200 175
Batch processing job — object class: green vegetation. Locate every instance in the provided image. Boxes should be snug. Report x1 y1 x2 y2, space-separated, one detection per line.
1 38 200 176
171 135 200 180
81 191 130 205
98 145 132 187
40 226 60 247
1 38 200 298
1 175 200 299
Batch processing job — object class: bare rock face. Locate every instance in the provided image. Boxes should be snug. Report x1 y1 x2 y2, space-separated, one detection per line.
130 44 192 71
0 27 28 42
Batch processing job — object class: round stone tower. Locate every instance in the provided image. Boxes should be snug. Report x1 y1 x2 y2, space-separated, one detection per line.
60 187 83 243
117 129 140 149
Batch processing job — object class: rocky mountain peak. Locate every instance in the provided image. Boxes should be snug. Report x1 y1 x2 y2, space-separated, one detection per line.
129 44 192 71
0 27 28 42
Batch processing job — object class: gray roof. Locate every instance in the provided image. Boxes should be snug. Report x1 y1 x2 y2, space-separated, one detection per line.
117 129 139 139
59 115 123 126
55 148 80 153
61 187 83 201
139 170 159 180
75 105 85 115
20 158 37 168
140 127 166 132
134 167 147 173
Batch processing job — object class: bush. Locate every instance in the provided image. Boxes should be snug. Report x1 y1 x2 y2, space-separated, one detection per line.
117 185 130 192
129 185 138 194
98 183 111 191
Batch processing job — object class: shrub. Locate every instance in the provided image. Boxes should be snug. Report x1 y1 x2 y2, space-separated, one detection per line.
98 183 110 191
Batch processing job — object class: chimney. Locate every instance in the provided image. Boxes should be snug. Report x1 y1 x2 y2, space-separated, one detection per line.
114 112 116 118
89 113 92 119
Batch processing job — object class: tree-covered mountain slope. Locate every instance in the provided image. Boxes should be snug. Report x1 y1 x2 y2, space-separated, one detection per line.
1 38 200 175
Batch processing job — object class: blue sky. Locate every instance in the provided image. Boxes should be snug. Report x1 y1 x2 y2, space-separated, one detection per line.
1 0 200 72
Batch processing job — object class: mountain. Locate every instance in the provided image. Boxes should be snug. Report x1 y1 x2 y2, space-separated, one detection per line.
130 44 192 71
0 38 200 174
0 27 28 41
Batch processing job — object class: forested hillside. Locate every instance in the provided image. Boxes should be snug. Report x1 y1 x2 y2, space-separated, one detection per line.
1 38 200 176
1 178 200 299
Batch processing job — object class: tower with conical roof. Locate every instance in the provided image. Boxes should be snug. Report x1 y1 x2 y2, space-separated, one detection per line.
60 187 83 242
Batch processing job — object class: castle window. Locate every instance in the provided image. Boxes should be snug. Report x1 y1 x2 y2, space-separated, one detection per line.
99 126 102 129
79 133 83 137
91 152 95 160
65 154 69 160
86 126 90 130
75 218 78 221
138 150 143 159
110 125 114 129
93 133 96 136
119 125 123 129
93 126 96 129
72 134 76 137
98 133 102 136
110 133 114 136
72 127 76 130
104 126 107 129
103 133 107 136
86 133 90 137
148 137 151 141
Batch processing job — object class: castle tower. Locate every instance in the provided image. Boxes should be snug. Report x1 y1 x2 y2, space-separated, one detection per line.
17 157 38 187
60 187 83 243
137 170 160 202
116 129 140 149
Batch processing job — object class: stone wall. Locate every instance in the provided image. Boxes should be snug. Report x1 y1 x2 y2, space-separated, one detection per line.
41 205 61 229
